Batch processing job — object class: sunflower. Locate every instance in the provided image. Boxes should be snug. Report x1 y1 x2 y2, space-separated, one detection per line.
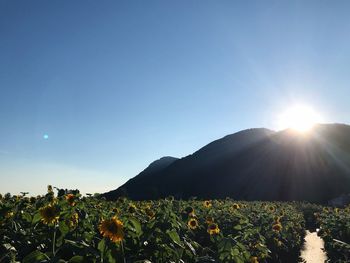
267 205 275 212
5 211 14 219
250 257 259 263
272 223 282 232
207 223 220 235
185 206 194 215
145 207 155 219
188 218 199 230
112 207 120 214
47 185 53 193
274 216 281 223
39 204 60 224
274 238 282 247
232 203 240 210
67 212 79 228
128 204 137 214
203 200 212 208
99 217 124 242
65 194 76 206
206 216 214 224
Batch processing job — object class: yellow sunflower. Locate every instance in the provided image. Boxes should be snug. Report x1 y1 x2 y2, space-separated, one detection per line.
203 200 212 208
67 212 79 228
47 185 53 193
188 218 199 230
206 216 214 224
99 217 124 242
184 206 195 217
272 223 282 232
274 237 282 247
145 207 155 219
207 223 220 235
128 204 137 214
5 211 14 219
65 194 76 206
267 205 275 212
232 203 240 210
274 216 281 223
112 207 120 214
39 204 59 224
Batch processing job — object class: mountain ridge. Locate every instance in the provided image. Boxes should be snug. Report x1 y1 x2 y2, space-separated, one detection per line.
103 123 350 203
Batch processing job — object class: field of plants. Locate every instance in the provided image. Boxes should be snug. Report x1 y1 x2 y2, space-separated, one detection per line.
0 186 348 263
316 206 350 262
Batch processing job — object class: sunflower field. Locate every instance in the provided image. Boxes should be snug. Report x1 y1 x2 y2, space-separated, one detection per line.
0 186 328 263
316 206 350 262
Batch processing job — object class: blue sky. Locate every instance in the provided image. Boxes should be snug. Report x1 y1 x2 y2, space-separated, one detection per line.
1 0 350 195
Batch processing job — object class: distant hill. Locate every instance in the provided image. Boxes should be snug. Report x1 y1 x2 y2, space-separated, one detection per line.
102 124 350 203
103 156 178 199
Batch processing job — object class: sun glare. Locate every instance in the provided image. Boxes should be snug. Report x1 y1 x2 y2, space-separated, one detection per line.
278 105 322 133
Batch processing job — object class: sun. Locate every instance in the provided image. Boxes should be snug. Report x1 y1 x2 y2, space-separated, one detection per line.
277 105 322 133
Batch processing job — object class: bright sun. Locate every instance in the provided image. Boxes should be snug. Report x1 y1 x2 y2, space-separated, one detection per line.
278 105 322 133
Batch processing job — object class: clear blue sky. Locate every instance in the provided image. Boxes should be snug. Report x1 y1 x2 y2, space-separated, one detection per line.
1 0 350 195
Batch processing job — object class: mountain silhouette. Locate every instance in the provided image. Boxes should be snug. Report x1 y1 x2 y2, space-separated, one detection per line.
103 124 350 203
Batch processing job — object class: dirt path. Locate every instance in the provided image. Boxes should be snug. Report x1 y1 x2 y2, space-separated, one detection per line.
300 230 327 263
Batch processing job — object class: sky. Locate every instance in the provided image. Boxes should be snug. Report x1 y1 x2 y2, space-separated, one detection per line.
1 0 350 195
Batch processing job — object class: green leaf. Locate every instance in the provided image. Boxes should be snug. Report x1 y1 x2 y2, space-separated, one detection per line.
23 250 47 263
59 220 70 235
106 249 117 263
234 224 242 230
98 238 106 258
184 239 196 255
22 212 32 222
166 229 183 247
129 217 142 235
218 237 232 253
233 255 244 263
32 212 41 224
68 256 84 263
231 248 239 256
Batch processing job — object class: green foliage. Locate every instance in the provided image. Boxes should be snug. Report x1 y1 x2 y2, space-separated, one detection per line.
316 206 350 262
0 188 309 263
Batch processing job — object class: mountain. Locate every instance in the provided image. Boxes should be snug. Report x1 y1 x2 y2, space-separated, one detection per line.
103 156 178 199
103 124 350 203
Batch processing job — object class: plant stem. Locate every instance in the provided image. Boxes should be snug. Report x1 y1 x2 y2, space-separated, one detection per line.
52 226 57 256
121 240 126 263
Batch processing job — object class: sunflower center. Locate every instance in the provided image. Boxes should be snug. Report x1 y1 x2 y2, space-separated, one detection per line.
107 222 119 233
46 208 56 218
